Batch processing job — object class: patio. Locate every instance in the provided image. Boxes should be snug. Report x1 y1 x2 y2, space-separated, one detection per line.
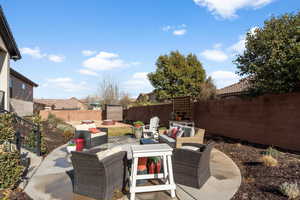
24 135 241 200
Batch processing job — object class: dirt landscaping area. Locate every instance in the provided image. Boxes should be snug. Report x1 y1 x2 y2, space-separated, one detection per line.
205 134 300 200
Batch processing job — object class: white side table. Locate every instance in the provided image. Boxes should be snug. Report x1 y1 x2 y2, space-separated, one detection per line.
130 144 176 200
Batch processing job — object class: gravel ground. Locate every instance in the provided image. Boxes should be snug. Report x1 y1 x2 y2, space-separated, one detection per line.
205 134 300 200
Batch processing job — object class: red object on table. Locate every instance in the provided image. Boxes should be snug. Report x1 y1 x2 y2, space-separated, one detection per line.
156 161 162 173
148 162 155 174
75 138 85 151
138 157 148 171
89 128 100 133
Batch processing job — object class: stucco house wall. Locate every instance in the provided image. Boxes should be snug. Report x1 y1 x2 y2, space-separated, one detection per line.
0 35 10 110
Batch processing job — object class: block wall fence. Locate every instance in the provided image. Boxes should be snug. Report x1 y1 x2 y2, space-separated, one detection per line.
124 93 300 151
40 110 102 122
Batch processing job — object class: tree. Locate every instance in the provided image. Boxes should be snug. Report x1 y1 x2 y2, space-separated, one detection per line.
148 51 210 100
235 12 300 95
119 92 132 108
198 77 216 100
97 77 120 105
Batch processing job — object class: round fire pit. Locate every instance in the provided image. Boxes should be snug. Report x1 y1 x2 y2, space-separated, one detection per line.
102 119 115 125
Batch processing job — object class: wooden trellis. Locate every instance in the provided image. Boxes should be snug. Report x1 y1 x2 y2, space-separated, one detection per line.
172 96 192 120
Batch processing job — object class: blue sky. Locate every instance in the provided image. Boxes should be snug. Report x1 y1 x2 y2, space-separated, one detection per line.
1 0 298 98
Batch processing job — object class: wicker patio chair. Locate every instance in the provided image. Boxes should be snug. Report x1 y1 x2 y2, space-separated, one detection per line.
71 150 128 200
172 142 215 188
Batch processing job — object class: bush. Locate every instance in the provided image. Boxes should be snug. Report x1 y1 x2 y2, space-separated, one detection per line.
279 182 300 199
0 113 15 145
25 115 47 155
47 113 64 129
63 129 74 142
261 155 278 167
133 121 144 127
265 147 280 158
0 151 24 189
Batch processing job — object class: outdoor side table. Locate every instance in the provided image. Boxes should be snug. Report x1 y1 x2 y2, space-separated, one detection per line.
130 144 176 200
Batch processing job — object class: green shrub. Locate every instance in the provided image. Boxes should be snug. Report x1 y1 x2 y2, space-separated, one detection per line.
265 147 280 158
47 113 64 129
0 151 24 189
133 121 144 127
63 128 74 142
279 182 300 199
0 113 15 145
25 115 47 155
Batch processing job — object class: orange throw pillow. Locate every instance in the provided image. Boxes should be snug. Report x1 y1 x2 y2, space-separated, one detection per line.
89 128 100 134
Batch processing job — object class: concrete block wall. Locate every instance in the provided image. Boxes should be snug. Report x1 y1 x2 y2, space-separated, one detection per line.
125 93 300 151
40 110 102 122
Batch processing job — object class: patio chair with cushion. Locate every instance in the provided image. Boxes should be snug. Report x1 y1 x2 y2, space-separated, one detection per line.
142 116 160 139
172 142 215 189
71 149 128 200
159 124 205 148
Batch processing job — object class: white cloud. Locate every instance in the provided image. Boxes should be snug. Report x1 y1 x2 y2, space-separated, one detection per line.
173 29 187 36
47 54 65 63
20 46 65 63
79 69 99 76
162 25 172 32
201 49 228 62
130 61 141 66
228 26 259 55
210 70 240 88
132 72 148 79
82 50 97 56
82 51 127 71
46 77 89 92
213 43 222 49
20 47 46 59
163 24 187 36
123 72 153 95
193 0 274 19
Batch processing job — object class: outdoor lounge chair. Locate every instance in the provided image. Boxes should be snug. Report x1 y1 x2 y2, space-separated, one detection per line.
71 150 127 200
142 116 159 139
172 142 215 189
159 125 205 148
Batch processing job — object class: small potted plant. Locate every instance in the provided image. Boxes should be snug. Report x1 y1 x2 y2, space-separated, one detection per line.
148 157 161 174
133 121 144 139
66 139 76 153
133 121 144 128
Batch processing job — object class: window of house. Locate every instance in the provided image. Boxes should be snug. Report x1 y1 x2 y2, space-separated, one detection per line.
22 83 26 90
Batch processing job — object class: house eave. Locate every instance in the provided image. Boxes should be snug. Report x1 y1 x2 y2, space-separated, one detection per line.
0 7 21 60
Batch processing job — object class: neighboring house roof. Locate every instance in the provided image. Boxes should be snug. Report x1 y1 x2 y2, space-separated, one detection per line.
34 97 86 110
0 7 21 60
136 92 156 102
217 78 250 97
10 68 38 87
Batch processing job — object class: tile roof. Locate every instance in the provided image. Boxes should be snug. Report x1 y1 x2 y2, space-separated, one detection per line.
34 97 86 110
217 78 250 97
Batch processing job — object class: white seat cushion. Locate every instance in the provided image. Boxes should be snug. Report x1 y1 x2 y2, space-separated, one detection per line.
90 132 107 138
181 146 199 151
159 134 176 143
96 146 122 160
75 123 96 131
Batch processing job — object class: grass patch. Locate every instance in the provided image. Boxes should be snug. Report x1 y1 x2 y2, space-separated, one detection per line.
107 127 133 136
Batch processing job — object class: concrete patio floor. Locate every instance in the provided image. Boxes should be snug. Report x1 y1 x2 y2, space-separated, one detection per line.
25 135 241 200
